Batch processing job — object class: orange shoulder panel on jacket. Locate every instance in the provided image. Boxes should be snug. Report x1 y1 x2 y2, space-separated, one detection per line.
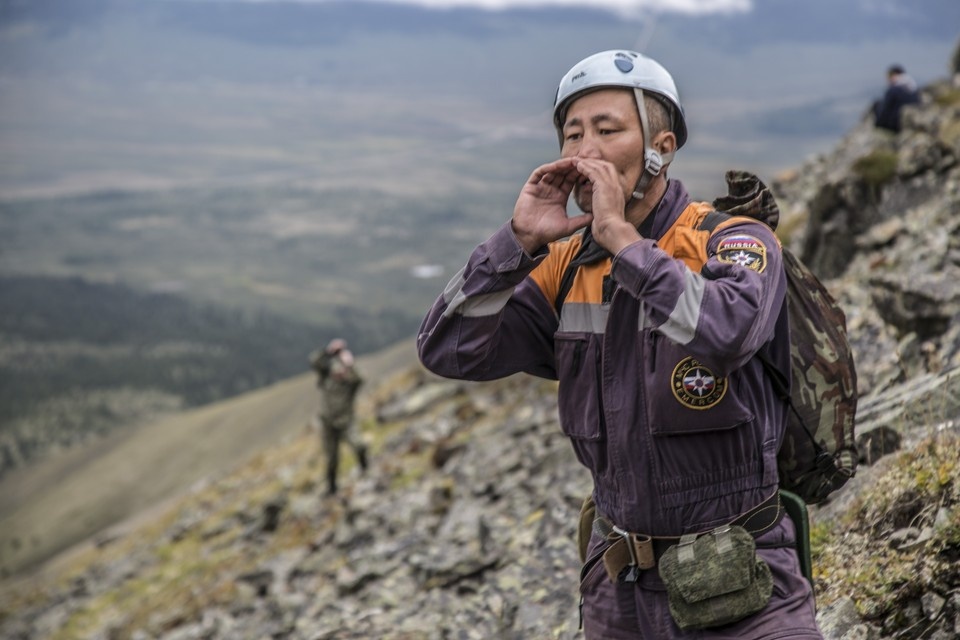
562 260 611 306
658 202 715 272
529 233 584 308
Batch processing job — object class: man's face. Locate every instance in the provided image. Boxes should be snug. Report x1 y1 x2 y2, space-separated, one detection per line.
560 89 645 214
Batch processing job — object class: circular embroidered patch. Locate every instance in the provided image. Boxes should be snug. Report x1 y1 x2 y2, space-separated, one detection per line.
671 357 727 410
716 234 767 273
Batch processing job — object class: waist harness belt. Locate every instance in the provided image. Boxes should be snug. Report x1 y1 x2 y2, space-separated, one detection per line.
594 491 784 583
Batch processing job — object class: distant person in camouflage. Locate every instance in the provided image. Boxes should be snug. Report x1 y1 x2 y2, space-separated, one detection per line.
311 339 367 496
872 64 921 133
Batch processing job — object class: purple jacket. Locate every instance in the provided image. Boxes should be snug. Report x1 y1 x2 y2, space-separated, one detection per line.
419 179 790 534
418 179 822 638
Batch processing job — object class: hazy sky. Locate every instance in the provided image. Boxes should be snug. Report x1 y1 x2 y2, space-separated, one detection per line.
271 0 752 16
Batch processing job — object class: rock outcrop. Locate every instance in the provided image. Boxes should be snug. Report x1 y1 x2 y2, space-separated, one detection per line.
774 66 960 399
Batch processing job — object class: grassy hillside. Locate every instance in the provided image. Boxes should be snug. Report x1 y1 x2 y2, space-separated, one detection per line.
0 339 417 578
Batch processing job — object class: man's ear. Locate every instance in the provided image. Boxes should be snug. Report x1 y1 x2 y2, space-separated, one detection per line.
653 131 677 156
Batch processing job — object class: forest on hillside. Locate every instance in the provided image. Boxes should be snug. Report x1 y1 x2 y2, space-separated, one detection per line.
0 275 416 476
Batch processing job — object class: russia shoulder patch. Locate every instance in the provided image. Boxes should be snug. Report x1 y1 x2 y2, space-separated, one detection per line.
716 235 767 273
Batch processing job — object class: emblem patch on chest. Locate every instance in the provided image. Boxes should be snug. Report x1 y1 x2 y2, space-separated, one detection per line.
715 235 767 273
671 357 727 410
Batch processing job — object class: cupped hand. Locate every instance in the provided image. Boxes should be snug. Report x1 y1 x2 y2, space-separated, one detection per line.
574 158 640 255
512 158 593 254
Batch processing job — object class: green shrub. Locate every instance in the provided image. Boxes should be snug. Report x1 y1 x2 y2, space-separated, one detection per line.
852 150 899 189
932 89 960 108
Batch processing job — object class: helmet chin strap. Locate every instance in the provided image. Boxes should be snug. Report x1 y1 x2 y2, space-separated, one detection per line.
630 87 674 202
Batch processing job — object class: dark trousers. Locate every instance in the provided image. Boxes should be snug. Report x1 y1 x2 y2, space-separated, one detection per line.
320 415 367 494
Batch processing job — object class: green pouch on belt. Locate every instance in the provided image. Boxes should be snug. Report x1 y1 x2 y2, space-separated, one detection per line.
658 525 772 630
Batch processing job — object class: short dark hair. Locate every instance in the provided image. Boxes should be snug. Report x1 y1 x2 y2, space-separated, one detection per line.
887 64 905 76
644 94 671 138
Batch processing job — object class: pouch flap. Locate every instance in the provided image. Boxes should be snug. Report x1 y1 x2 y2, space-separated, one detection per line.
658 526 757 603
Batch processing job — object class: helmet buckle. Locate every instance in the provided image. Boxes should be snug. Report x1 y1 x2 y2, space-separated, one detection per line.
643 150 663 177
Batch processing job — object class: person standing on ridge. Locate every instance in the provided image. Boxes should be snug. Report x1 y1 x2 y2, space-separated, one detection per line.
872 64 921 133
417 50 821 638
310 338 367 496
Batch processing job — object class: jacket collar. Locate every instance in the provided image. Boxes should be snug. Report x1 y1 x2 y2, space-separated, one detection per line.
638 179 691 241
572 178 691 268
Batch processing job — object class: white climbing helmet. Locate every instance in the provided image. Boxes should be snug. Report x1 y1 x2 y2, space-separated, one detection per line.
553 50 687 199
553 50 687 147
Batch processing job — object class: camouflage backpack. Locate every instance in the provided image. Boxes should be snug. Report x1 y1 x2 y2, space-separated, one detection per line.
708 171 858 504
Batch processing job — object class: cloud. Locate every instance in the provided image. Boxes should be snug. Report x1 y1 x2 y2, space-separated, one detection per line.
276 0 753 17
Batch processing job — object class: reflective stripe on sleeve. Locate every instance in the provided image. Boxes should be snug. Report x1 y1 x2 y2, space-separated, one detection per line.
441 265 516 319
441 266 468 305
655 269 705 345
454 288 516 318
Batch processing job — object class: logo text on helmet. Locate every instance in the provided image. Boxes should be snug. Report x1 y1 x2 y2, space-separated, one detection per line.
571 71 587 82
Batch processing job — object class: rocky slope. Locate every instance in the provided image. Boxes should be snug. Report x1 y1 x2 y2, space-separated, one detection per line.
771 51 960 640
2 48 960 640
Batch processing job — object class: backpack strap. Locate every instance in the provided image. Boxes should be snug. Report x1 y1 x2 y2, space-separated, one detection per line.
755 349 822 454
779 489 815 592
697 209 732 234
554 259 581 316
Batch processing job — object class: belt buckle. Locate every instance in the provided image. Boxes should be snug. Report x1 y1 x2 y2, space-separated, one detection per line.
612 525 656 582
